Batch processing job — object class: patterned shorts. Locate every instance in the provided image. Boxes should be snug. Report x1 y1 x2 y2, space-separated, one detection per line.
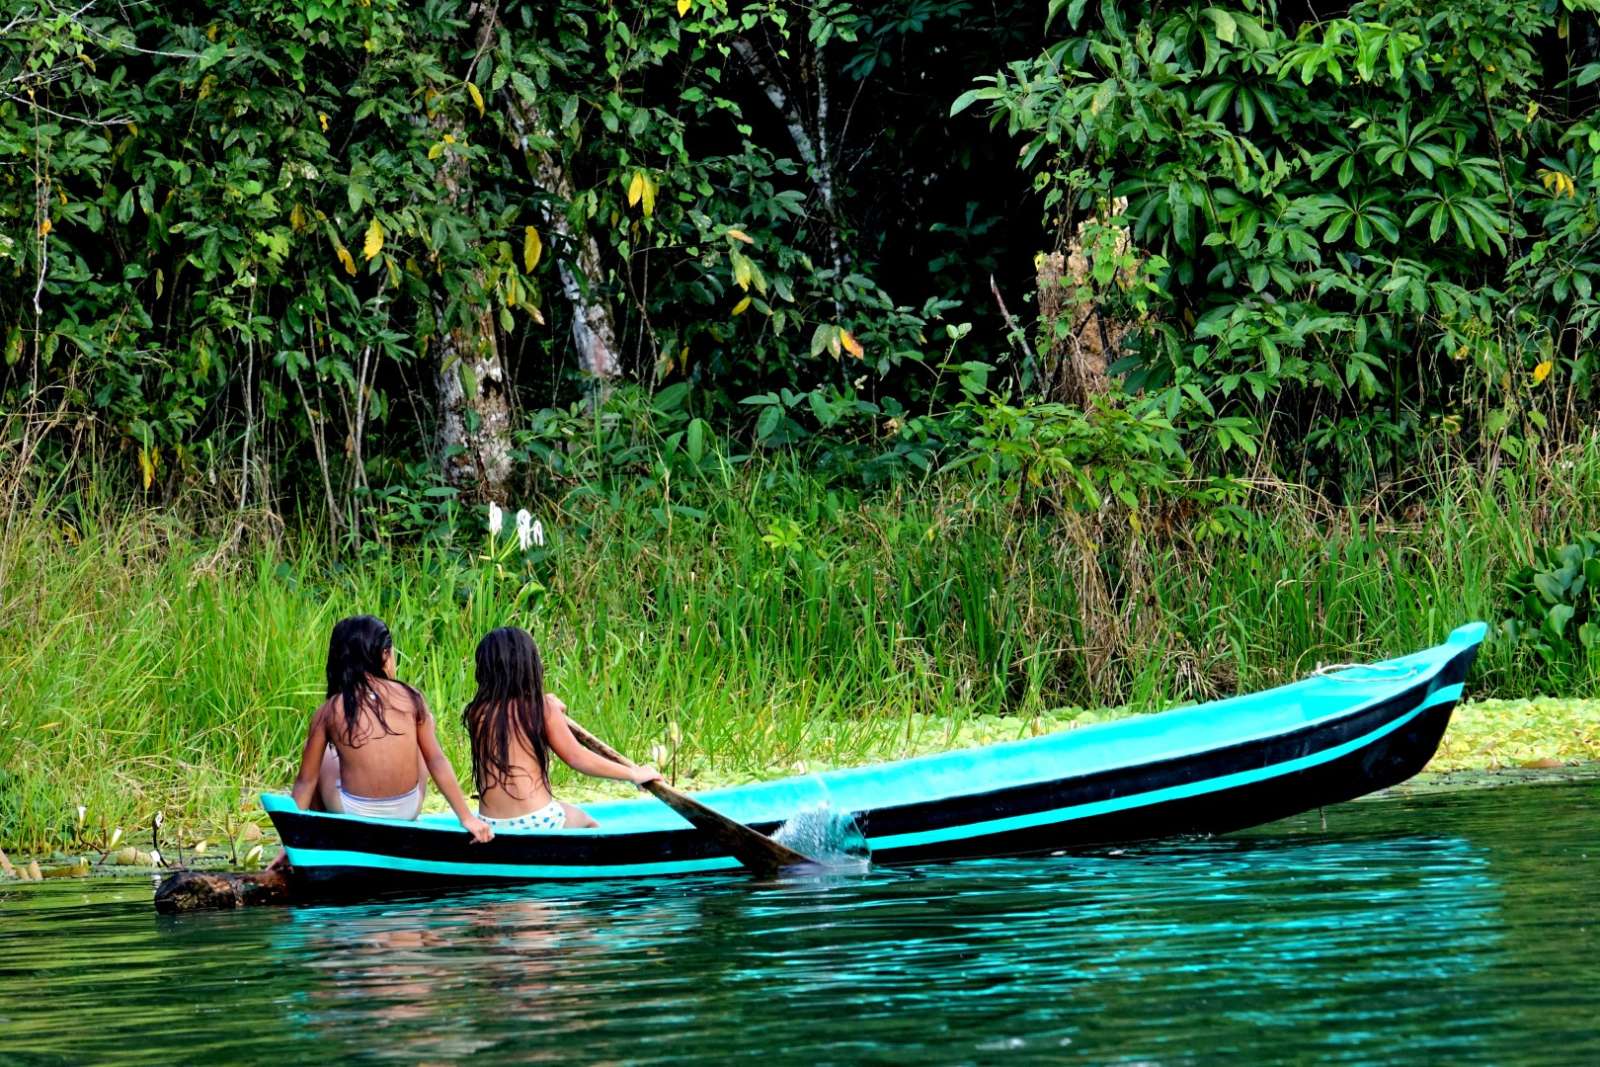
480 798 567 832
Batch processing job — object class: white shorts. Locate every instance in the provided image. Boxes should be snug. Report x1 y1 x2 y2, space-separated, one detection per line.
337 782 424 821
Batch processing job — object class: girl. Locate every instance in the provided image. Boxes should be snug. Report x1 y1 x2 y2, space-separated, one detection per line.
464 627 659 830
288 615 491 841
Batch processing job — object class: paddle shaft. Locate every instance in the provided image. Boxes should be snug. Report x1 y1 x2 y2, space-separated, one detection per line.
565 720 810 875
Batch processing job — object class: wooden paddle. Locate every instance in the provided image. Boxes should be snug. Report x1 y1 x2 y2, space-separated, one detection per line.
566 719 812 876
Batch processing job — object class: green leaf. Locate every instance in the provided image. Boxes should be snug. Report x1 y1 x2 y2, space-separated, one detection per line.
949 87 998 117
1533 571 1568 605
686 417 707 463
755 404 781 442
1206 8 1237 44
654 382 691 412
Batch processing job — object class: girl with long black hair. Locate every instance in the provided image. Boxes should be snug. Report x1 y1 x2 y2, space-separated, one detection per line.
464 627 659 830
286 615 491 840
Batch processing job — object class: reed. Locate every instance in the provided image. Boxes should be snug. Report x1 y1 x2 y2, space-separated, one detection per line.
3 442 1597 852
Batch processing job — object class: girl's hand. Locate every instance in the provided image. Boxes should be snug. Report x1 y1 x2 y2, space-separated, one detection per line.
462 814 495 843
629 764 664 787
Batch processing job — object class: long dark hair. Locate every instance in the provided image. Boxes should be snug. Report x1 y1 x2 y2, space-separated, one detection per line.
325 615 423 746
463 627 550 796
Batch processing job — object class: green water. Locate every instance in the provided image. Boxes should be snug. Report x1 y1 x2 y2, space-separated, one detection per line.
2 782 1596 1064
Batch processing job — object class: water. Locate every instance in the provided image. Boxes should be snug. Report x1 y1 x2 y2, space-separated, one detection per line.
1 782 1595 1064
771 803 872 870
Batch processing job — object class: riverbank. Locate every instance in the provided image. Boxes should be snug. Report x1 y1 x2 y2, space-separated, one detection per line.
5 447 1600 852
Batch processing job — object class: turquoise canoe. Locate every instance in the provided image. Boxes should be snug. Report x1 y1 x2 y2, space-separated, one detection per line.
263 622 1486 887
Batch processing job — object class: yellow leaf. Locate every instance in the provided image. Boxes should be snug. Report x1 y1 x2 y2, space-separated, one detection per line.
732 253 752 291
363 218 384 261
289 203 306 231
138 448 155 490
839 329 865 359
318 111 329 133
628 171 645 207
726 227 754 244
677 0 692 15
506 274 520 307
442 133 457 144
38 218 51 236
428 141 445 161
1532 360 1554 385
642 175 657 217
336 246 356 276
524 226 543 271
828 329 842 358
466 81 484 117
732 296 752 316
529 305 546 326
77 52 96 72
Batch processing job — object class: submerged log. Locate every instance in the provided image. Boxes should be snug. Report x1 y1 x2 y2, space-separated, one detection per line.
153 869 292 914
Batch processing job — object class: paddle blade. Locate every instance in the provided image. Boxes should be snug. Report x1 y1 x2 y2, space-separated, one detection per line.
643 781 811 875
564 717 814 874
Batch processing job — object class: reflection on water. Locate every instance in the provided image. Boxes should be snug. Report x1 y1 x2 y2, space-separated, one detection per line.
0 783 1595 1064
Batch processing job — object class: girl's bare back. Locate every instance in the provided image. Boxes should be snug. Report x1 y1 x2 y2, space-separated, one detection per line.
475 695 559 819
322 679 426 798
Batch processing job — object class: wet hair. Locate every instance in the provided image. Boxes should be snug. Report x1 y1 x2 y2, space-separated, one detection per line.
462 627 550 797
324 615 424 746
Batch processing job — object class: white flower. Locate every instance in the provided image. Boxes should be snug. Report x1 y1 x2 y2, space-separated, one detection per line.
516 509 533 551
531 519 545 547
75 805 86 826
153 811 164 829
488 501 504 536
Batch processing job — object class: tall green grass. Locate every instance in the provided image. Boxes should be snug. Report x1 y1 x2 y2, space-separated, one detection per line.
3 442 1598 851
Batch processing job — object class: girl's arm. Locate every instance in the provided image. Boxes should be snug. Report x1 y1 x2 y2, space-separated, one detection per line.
289 706 330 810
545 696 662 785
417 711 494 843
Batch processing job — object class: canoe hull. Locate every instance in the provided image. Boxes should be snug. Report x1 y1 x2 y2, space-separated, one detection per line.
265 626 1482 891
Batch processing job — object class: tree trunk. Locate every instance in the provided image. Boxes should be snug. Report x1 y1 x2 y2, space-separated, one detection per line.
432 5 513 500
433 308 513 498
730 32 850 307
1037 197 1138 405
505 103 622 392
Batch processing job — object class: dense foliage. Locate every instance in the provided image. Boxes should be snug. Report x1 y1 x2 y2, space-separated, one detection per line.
4 0 1600 525
1 0 1042 521
959 0 1600 490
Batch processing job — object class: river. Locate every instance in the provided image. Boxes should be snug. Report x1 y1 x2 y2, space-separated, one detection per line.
1 781 1595 1063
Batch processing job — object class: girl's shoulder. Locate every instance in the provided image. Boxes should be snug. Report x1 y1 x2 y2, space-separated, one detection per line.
373 676 429 722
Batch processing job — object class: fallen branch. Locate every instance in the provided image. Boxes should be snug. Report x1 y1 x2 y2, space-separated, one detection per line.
153 869 292 914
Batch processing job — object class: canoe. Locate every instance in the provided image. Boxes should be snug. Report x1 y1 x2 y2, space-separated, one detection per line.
263 621 1486 888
